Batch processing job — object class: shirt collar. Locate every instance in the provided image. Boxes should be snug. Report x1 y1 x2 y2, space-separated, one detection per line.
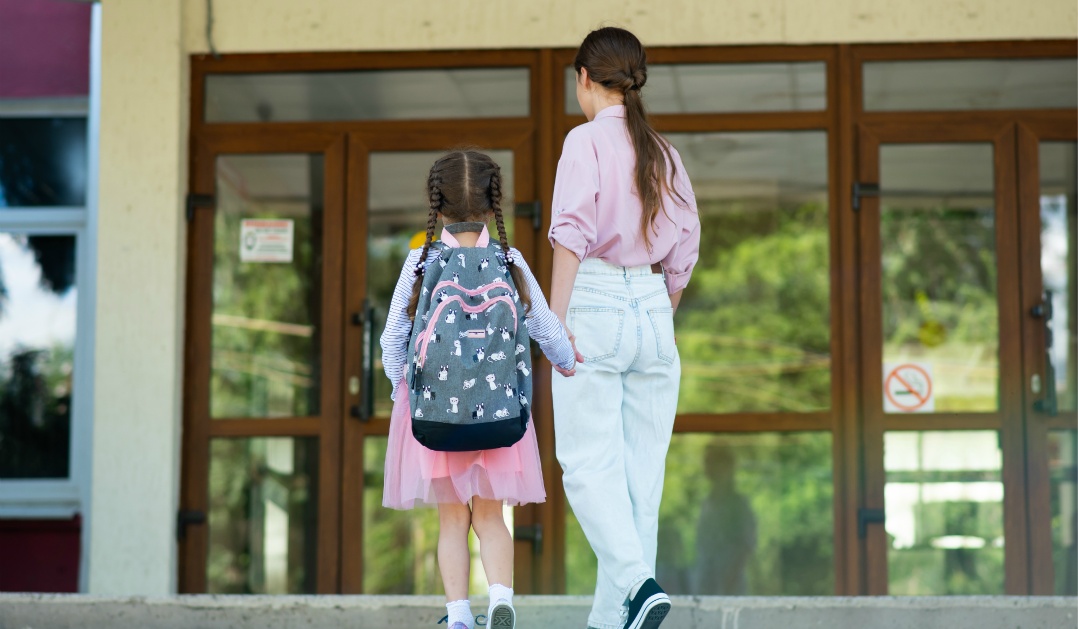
440 224 491 248
593 104 626 121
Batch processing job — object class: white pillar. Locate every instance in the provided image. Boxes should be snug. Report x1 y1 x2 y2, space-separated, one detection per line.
89 0 187 595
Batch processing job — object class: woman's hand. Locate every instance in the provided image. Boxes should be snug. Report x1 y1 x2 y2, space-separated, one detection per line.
553 331 585 377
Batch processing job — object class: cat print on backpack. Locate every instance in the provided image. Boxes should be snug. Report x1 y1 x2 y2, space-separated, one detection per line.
407 241 533 452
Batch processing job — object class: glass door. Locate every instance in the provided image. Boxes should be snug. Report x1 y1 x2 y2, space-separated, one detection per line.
179 133 346 593
856 123 1029 594
339 127 544 593
1017 124 1078 595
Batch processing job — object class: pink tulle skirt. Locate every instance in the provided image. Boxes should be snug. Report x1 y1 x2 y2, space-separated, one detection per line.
382 381 547 510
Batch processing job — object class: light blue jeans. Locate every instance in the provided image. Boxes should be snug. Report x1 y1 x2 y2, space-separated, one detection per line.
552 258 681 629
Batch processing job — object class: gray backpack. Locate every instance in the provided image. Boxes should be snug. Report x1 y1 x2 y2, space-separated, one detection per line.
406 241 532 452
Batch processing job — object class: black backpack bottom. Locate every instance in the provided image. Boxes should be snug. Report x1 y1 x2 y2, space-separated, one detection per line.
412 411 528 452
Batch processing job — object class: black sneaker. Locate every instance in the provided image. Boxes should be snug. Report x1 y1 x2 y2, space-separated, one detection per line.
623 578 670 629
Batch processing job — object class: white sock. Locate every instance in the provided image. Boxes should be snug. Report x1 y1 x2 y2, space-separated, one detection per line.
487 583 514 617
446 599 473 628
629 579 645 600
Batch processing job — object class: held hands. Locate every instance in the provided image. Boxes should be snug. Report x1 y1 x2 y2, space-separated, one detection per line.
553 329 585 377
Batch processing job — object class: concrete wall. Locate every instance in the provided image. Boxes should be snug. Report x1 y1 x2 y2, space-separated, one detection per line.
90 0 1075 595
90 0 187 595
181 0 1077 52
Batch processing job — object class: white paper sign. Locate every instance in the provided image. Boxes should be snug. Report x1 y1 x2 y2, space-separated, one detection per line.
240 219 294 263
883 362 934 413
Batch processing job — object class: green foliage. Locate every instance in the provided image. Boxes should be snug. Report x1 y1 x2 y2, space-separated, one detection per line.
676 201 830 413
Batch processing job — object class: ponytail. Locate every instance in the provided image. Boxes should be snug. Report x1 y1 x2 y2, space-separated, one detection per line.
574 27 688 251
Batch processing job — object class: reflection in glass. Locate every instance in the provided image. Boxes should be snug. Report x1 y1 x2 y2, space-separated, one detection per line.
1039 143 1077 412
206 69 530 122
0 118 87 208
367 151 514 417
0 234 76 478
666 132 830 413
885 431 1004 595
210 154 323 418
362 437 511 594
1049 431 1077 595
880 144 997 412
207 437 318 593
864 58 1078 111
565 62 826 115
565 433 833 595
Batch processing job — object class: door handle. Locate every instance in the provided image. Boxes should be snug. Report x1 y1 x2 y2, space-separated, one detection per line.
514 201 542 231
176 509 206 541
1030 290 1058 416
350 300 376 422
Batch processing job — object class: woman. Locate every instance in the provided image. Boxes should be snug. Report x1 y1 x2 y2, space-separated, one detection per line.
548 26 701 629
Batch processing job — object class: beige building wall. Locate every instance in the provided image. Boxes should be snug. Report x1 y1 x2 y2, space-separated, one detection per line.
182 0 1076 53
90 0 187 595
92 0 1074 595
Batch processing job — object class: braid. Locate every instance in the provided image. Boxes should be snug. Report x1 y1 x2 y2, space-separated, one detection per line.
407 170 443 319
488 164 533 314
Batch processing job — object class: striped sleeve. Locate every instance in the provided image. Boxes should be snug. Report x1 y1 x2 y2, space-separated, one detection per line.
380 248 424 401
510 248 576 371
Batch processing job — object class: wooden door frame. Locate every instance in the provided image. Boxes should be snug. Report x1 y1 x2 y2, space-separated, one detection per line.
179 130 347 593
1016 117 1078 594
338 123 542 593
855 121 1029 594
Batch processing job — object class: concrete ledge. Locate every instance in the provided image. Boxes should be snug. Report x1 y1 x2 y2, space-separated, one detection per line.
0 594 1074 629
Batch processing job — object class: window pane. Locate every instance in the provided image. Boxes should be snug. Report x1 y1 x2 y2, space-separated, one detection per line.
211 154 323 418
362 437 510 594
1049 430 1077 595
0 118 87 207
0 233 76 479
566 432 834 595
206 69 530 122
880 144 997 412
864 58 1078 111
885 431 1004 595
207 437 318 593
1039 142 1077 412
565 62 826 115
670 132 830 413
367 150 514 418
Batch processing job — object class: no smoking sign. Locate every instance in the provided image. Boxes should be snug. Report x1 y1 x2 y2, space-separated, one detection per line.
884 362 934 413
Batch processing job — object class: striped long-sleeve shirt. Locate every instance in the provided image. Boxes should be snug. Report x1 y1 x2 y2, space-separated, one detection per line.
380 231 575 401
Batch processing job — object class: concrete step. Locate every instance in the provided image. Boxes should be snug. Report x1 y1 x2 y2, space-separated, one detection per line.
0 594 1074 629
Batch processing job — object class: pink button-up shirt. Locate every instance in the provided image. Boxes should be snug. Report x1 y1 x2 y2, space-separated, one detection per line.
548 105 701 294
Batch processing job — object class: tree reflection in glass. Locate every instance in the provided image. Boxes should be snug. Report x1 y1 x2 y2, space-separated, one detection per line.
0 233 76 479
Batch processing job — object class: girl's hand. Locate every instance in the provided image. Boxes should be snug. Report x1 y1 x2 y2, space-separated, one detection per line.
556 332 582 377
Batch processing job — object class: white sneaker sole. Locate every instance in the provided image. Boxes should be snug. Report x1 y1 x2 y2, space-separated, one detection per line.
489 602 516 629
625 593 670 629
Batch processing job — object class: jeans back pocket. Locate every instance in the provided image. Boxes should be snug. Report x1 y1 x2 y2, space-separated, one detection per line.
569 307 625 363
647 307 676 364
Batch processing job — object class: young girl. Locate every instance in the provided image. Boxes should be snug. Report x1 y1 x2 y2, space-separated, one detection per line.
380 150 580 629
548 28 701 629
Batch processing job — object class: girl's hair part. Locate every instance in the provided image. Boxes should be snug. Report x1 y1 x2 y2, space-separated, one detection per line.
574 26 688 251
407 150 533 319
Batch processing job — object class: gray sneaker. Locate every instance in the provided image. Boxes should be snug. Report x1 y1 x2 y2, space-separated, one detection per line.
488 600 516 629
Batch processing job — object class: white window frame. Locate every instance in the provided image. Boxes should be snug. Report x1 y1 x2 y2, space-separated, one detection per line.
0 4 100 592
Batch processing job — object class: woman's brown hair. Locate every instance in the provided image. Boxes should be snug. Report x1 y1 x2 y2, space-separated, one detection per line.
574 26 688 251
406 149 533 319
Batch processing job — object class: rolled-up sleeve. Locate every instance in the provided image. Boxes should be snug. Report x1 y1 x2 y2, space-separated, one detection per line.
548 129 599 261
661 165 701 294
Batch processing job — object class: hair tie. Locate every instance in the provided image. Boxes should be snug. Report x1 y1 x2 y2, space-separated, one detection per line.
413 263 424 277
504 250 516 266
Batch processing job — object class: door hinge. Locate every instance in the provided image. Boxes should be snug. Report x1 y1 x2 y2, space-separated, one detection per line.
513 523 543 556
514 201 542 231
857 508 885 538
186 193 215 222
852 182 880 212
177 509 207 541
